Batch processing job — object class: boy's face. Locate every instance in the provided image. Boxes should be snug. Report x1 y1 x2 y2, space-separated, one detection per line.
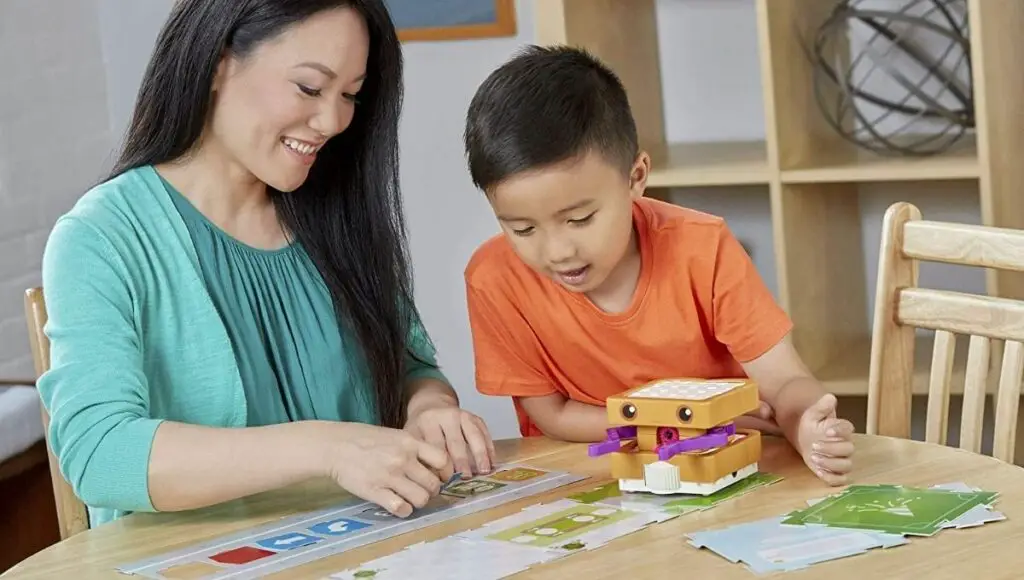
486 150 649 297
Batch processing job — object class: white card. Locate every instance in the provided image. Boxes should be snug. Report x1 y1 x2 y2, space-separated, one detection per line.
941 503 1007 529
930 482 1005 528
328 536 563 580
687 516 908 574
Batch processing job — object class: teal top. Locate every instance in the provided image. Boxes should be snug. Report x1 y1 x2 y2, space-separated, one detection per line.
37 165 448 528
161 177 375 427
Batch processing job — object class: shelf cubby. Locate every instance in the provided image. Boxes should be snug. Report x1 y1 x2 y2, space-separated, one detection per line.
648 141 770 189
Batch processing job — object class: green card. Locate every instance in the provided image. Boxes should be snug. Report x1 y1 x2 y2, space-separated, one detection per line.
486 503 637 548
566 473 783 518
782 484 999 536
568 481 621 504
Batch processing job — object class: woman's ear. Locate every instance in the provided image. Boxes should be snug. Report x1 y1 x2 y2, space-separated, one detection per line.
628 151 651 199
211 52 232 93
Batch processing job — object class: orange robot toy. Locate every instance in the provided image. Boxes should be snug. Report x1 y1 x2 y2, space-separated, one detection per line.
588 378 762 495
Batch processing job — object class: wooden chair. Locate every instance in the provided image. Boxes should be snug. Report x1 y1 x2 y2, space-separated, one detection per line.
867 202 1024 463
23 288 90 539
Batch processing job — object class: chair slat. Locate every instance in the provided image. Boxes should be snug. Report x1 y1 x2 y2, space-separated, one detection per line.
903 220 1024 272
959 335 991 454
898 287 1024 342
993 340 1024 463
925 330 956 445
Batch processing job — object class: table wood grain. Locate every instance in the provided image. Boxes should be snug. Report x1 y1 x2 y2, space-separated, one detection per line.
6 434 1024 579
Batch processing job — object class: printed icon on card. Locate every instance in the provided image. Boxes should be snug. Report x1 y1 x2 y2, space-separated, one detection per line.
441 479 507 498
209 546 275 565
356 506 401 522
256 532 321 551
514 508 618 541
309 518 372 536
490 468 547 482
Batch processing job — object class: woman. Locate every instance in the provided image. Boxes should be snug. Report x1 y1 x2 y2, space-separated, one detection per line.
37 0 495 528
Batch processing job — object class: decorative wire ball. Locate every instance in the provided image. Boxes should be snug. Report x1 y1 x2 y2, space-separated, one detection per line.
804 0 973 156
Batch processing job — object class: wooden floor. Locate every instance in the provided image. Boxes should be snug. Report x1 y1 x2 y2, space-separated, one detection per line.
0 440 59 573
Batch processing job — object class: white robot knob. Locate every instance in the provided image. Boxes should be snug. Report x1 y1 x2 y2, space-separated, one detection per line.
643 461 680 493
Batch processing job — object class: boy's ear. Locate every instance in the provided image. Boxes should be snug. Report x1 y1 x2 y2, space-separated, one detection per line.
628 151 651 199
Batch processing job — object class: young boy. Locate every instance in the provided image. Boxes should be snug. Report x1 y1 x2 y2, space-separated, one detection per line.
461 45 854 486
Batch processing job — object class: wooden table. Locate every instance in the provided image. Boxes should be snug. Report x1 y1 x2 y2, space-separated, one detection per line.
6 433 1024 579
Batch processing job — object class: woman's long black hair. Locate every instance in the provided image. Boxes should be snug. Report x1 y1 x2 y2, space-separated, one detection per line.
110 0 427 428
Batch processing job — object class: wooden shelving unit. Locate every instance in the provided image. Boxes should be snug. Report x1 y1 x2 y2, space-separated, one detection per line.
534 0 1024 398
647 141 770 188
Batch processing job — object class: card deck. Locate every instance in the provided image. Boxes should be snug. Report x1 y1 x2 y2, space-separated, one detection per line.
689 481 1004 575
782 484 999 536
930 482 1005 529
687 515 908 574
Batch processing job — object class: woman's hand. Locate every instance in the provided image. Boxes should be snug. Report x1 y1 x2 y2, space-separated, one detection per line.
405 404 496 477
403 379 498 477
323 422 454 518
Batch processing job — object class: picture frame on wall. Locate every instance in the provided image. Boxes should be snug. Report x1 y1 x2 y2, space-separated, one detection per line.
384 0 517 42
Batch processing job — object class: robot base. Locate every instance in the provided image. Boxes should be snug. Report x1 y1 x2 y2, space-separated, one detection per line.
618 462 758 496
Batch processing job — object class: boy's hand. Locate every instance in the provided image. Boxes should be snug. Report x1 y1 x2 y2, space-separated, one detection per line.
796 393 855 485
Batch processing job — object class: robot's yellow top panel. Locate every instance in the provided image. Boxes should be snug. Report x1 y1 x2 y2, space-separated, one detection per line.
627 379 750 401
605 378 760 429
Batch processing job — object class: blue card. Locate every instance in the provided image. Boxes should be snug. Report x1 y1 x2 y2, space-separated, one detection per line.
687 516 909 574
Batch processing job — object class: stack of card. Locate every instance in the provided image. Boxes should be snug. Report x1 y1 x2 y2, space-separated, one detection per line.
687 515 909 574
687 481 1005 575
784 482 1002 536
567 472 784 520
330 498 667 580
928 482 1007 529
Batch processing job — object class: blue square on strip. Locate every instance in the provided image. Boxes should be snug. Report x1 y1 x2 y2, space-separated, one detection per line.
309 518 371 536
256 532 321 551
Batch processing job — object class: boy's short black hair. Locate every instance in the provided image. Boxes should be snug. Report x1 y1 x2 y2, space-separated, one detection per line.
464 44 639 192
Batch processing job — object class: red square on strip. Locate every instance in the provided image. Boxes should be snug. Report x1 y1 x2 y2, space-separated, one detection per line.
209 546 275 565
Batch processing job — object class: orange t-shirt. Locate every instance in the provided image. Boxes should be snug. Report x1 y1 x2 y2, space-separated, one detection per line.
464 197 793 437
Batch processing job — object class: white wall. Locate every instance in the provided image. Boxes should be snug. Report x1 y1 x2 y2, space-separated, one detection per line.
0 0 114 378
97 0 177 145
0 0 984 440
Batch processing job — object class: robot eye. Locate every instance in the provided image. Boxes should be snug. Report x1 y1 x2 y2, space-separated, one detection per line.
677 406 693 422
621 403 637 420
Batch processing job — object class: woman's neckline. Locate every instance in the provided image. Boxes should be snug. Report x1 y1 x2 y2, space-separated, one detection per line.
153 167 297 256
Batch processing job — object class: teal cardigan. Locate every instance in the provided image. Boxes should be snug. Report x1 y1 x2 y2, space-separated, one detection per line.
37 165 447 527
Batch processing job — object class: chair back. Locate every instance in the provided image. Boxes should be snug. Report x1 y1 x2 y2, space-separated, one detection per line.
867 203 1024 462
24 287 90 539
